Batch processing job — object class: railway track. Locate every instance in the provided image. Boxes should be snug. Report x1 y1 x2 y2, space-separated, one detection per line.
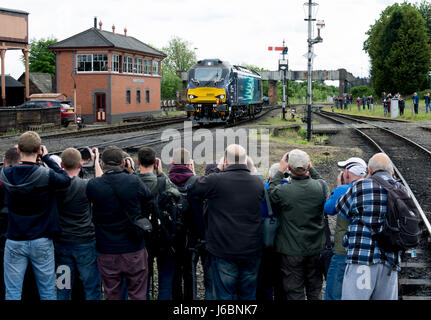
39 116 188 141
48 105 279 157
316 109 431 300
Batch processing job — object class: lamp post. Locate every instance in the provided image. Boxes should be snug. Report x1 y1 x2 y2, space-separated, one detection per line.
304 1 324 141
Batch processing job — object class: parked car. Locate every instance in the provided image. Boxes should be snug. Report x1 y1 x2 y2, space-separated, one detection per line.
16 100 76 127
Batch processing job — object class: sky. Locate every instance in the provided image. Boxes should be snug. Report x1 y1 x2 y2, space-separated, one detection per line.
0 0 421 83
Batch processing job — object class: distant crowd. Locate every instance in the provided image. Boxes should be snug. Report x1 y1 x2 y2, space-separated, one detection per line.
333 91 431 116
0 130 414 300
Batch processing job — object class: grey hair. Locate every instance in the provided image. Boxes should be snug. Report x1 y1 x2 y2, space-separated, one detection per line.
225 144 247 165
269 163 281 179
368 154 394 175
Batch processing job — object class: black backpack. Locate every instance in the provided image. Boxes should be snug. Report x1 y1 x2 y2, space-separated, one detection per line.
371 175 422 252
148 176 196 256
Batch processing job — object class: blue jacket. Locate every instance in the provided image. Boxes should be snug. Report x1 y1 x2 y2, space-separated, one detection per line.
413 95 419 104
324 183 354 216
0 155 71 240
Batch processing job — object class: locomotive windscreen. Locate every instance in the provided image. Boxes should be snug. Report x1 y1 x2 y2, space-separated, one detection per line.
189 67 229 83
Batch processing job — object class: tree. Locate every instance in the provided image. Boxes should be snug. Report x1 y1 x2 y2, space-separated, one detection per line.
22 37 57 76
364 3 431 95
162 36 196 74
415 0 431 39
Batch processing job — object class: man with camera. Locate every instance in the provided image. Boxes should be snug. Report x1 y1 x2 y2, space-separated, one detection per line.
135 146 180 300
268 149 328 300
0 131 71 300
323 157 367 300
86 146 153 300
189 144 264 300
54 147 103 300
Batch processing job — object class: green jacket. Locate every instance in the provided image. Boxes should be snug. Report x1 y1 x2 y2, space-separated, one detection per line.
268 167 328 256
137 172 180 198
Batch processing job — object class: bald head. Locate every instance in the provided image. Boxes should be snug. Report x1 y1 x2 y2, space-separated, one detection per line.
368 153 394 176
225 144 247 166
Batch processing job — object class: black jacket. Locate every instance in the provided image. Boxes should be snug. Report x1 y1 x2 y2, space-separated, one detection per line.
56 177 95 245
86 169 152 254
189 164 264 260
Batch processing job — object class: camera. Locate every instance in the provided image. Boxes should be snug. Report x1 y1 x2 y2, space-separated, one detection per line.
78 147 91 161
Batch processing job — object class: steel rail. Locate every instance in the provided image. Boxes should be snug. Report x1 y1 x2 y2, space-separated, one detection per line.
316 110 431 237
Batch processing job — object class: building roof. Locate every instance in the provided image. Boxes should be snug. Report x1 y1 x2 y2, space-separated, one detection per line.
0 7 29 15
18 73 53 93
50 28 166 58
0 75 25 88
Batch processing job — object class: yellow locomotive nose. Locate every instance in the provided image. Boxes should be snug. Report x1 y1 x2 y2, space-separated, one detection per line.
188 88 227 103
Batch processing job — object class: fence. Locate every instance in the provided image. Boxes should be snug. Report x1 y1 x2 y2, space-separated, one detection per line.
0 107 61 132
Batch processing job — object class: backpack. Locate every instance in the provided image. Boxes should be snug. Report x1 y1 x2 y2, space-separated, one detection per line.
148 175 196 257
371 175 422 253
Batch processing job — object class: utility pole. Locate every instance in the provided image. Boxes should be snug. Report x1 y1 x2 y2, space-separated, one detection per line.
304 1 324 141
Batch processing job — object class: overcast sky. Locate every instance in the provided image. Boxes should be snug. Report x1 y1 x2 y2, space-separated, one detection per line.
1 0 420 83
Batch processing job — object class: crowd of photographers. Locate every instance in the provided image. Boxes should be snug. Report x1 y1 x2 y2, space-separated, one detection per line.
0 130 404 301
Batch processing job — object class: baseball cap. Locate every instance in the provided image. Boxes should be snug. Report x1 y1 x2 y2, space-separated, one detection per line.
288 149 310 171
102 146 123 166
337 157 367 177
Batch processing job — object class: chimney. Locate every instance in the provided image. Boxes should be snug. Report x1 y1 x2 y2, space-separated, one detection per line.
94 17 97 28
124 27 127 37
112 25 115 34
99 20 103 31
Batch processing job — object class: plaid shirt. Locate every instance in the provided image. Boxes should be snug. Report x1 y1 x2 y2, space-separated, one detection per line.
336 171 401 271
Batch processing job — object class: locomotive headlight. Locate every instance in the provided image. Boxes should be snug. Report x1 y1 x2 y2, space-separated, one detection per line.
189 95 196 100
219 95 225 100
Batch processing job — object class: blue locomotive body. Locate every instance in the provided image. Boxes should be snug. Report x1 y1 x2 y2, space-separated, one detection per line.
185 59 263 124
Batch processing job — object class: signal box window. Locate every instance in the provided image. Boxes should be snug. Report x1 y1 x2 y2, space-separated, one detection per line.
136 89 141 104
126 89 131 104
145 89 150 104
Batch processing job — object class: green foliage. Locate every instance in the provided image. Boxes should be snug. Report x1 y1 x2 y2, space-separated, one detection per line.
161 72 182 100
282 81 338 102
415 0 431 39
161 36 196 74
22 37 57 76
350 85 375 98
364 3 431 96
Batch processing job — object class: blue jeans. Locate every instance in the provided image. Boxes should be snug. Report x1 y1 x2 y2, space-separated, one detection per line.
426 103 430 113
209 254 261 300
55 241 101 300
4 238 56 300
147 254 175 300
324 254 347 300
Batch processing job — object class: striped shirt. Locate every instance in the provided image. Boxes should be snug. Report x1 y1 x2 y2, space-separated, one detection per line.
336 171 401 271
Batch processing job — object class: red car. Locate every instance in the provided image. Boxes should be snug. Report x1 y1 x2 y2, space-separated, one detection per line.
17 100 76 127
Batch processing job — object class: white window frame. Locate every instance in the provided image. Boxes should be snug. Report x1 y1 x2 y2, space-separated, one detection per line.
123 56 134 74
144 59 151 75
152 60 159 75
111 54 120 73
76 54 108 73
135 58 143 74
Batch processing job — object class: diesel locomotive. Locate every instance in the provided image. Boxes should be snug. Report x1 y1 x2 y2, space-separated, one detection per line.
185 59 263 124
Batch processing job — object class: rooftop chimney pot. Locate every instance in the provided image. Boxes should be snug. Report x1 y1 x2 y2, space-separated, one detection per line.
124 27 127 37
99 20 103 30
112 25 115 34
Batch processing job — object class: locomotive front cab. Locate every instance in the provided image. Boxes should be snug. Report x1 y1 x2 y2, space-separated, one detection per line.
185 60 232 123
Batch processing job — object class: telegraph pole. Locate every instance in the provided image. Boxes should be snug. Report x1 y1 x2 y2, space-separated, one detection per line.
304 0 324 141
279 41 288 120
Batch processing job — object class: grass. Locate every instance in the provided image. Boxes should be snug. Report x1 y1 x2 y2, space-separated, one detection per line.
324 103 431 122
256 111 320 127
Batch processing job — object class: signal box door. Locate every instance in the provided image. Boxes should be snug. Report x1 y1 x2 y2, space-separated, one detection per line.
95 93 106 122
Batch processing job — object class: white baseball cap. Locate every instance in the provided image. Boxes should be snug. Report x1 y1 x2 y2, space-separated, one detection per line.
337 157 367 177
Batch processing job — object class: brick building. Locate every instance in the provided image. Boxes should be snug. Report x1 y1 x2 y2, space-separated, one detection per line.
50 19 166 124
